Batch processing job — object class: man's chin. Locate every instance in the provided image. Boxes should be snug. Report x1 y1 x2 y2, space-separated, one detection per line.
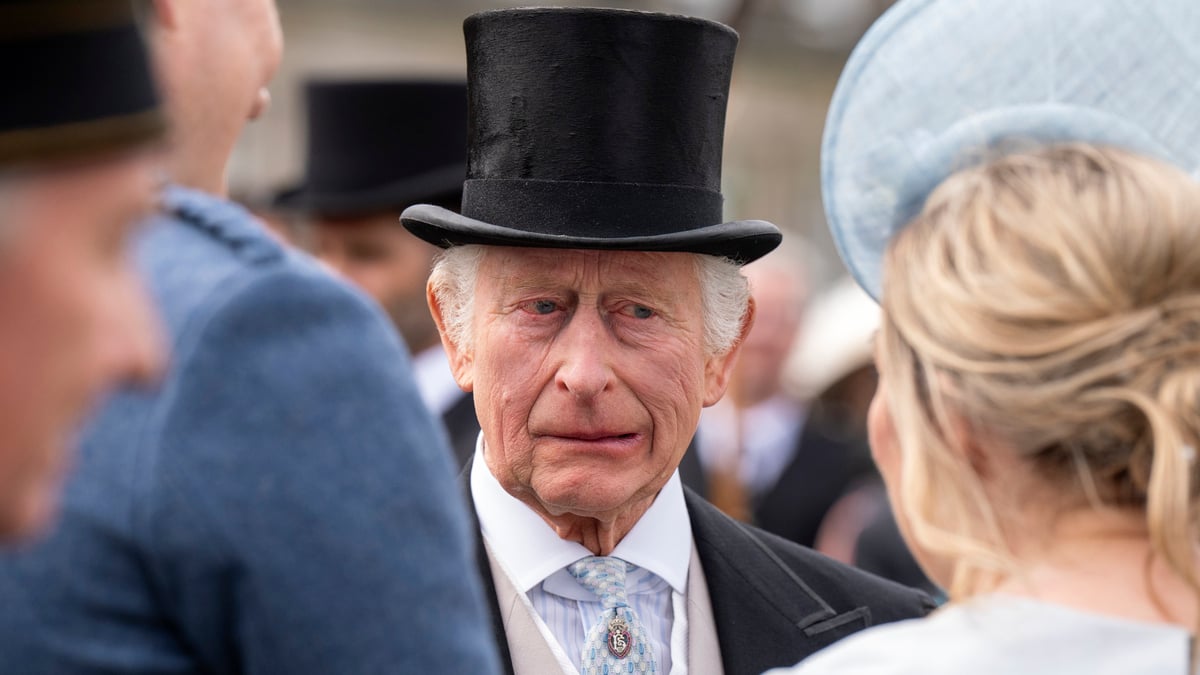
531 474 643 520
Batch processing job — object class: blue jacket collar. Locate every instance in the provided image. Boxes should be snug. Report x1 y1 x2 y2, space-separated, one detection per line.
160 184 282 264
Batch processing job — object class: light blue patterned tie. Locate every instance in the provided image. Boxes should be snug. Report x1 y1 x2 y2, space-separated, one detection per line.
568 556 658 675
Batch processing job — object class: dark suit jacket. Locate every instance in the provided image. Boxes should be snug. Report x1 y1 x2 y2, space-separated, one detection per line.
462 461 934 675
753 416 877 549
444 391 482 466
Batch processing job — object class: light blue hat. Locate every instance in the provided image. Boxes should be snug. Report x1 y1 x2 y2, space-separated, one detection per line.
823 0 1200 300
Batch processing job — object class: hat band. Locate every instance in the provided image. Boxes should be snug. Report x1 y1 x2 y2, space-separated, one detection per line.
461 179 724 238
0 18 161 164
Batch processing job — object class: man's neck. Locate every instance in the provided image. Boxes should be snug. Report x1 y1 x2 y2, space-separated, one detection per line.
167 151 228 198
528 498 657 556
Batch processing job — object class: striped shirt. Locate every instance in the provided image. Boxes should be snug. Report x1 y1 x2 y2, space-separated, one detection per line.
532 563 676 673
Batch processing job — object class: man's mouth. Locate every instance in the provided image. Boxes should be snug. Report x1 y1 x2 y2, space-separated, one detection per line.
544 431 641 442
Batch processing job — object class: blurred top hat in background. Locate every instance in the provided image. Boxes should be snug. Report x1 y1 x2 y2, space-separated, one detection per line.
273 79 467 217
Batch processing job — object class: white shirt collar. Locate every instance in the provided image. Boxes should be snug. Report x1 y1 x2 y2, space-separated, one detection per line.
471 438 692 595
411 344 465 417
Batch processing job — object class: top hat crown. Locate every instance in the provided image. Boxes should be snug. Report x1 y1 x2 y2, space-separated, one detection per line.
274 79 468 216
0 0 164 167
401 7 781 264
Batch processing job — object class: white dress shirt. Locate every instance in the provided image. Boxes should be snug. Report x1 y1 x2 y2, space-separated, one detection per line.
471 442 693 674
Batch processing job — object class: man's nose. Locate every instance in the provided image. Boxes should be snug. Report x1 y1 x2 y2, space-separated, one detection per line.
553 308 614 401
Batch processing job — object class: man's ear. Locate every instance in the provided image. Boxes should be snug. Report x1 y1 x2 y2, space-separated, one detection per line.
427 280 474 393
701 296 756 407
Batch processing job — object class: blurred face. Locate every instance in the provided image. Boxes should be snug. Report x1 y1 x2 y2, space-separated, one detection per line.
313 216 440 350
157 0 283 132
730 266 804 405
208 0 282 121
446 247 744 523
146 0 282 194
0 154 166 537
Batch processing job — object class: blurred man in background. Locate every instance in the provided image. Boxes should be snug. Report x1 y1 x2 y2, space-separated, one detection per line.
697 242 815 523
700 248 898 565
0 0 166 539
751 275 881 549
0 1 500 673
274 79 482 463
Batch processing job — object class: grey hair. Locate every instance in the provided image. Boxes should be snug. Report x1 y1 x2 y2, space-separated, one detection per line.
693 253 752 354
429 245 750 355
429 245 487 352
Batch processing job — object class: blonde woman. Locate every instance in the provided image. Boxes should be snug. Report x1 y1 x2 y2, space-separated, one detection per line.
770 0 1200 671
777 144 1198 673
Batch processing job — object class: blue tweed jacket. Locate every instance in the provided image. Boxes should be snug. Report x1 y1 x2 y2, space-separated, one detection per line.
0 186 501 674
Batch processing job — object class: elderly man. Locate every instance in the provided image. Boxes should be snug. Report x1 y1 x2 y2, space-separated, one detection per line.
0 1 499 673
0 0 166 538
401 8 933 675
273 78 713 496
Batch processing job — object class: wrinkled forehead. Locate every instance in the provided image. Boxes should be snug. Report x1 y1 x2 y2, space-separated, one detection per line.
480 246 700 291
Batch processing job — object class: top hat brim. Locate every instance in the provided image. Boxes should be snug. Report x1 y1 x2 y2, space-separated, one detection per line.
273 163 465 217
401 203 781 265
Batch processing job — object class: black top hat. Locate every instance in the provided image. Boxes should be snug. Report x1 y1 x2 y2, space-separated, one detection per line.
400 7 781 264
0 0 165 168
273 79 468 217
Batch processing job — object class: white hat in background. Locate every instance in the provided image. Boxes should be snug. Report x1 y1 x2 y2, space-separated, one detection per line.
785 277 879 401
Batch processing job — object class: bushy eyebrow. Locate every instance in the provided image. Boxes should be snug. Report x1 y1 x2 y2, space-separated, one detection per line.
606 281 673 307
498 276 677 308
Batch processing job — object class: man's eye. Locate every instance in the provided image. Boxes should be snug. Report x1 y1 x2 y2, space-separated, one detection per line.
528 300 559 315
624 305 655 319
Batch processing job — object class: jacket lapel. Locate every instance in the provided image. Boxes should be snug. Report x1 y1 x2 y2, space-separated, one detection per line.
460 459 517 675
482 540 570 675
685 545 725 675
442 392 479 467
686 488 862 675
